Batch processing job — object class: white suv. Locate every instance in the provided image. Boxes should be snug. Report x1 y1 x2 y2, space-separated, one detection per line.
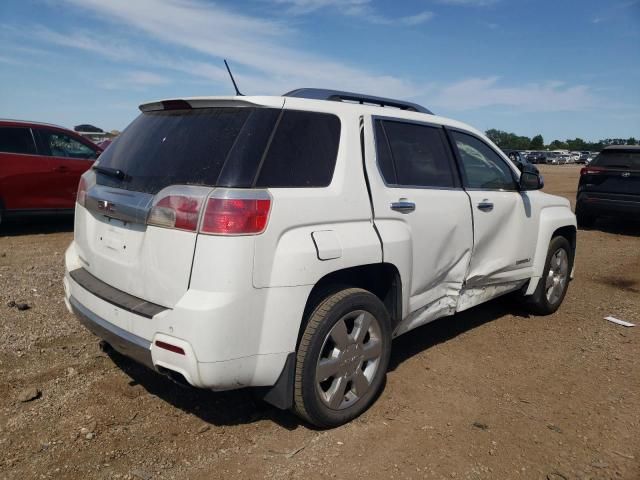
64 89 576 427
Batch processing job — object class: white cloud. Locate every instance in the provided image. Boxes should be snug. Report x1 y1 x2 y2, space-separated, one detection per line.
432 77 600 112
10 0 604 114
46 0 422 98
268 0 369 15
267 0 433 25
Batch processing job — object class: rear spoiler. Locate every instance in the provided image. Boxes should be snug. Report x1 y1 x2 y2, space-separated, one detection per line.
139 97 286 112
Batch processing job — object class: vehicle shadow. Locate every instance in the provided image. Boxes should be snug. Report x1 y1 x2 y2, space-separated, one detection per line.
584 217 640 237
106 348 303 430
389 295 531 371
104 295 530 430
0 216 74 236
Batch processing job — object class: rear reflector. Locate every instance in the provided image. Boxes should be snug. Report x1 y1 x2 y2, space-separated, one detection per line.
155 340 185 355
201 197 271 235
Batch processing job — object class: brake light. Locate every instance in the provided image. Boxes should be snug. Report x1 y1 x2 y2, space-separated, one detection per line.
580 166 605 176
76 176 88 207
201 196 271 235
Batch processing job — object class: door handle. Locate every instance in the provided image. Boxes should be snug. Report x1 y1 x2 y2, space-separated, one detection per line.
54 165 69 173
391 200 416 214
477 200 494 212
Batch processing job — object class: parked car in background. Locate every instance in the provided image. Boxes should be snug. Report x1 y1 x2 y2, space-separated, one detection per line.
575 145 640 227
0 119 102 225
64 88 576 427
577 151 590 164
526 151 547 164
502 149 539 173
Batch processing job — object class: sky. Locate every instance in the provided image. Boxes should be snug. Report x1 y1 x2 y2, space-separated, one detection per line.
0 0 639 142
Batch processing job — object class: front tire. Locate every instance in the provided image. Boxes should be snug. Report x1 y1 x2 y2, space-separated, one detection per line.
293 288 391 428
527 236 573 315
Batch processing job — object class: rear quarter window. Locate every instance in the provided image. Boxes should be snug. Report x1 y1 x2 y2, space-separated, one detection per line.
0 127 37 155
255 110 341 188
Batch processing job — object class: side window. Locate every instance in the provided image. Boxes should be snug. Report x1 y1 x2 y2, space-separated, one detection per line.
374 120 455 188
255 110 341 187
38 130 98 160
451 131 517 190
0 127 37 154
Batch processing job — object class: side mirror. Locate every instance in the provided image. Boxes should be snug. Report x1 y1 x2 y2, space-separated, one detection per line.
519 165 543 190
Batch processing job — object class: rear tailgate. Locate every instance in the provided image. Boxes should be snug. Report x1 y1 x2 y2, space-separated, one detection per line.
581 149 640 196
74 185 200 308
72 98 284 308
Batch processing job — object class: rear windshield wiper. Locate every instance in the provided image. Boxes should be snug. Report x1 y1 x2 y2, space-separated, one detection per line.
93 165 126 180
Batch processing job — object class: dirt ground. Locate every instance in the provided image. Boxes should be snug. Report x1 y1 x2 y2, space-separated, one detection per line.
1 165 638 480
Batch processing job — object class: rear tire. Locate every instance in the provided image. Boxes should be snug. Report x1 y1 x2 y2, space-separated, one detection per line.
526 236 573 315
293 288 391 428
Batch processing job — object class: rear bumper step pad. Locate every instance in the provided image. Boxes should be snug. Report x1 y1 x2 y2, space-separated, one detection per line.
69 268 168 319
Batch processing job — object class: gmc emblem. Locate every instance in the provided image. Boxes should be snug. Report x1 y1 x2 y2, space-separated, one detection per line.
97 200 116 213
621 172 631 178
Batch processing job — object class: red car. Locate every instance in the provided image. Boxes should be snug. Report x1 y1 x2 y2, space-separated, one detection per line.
0 119 103 224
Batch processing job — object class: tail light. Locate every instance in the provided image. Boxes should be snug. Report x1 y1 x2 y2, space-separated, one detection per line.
147 186 209 232
76 169 96 207
147 187 271 235
77 176 88 207
201 196 271 235
580 166 604 176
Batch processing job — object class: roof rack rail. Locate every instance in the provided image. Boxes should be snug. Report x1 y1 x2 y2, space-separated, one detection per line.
283 88 433 115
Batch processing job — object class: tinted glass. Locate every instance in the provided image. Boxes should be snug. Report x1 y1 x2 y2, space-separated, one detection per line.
97 108 275 193
256 110 341 187
374 121 397 184
378 120 455 188
591 150 640 170
38 130 98 159
452 131 517 190
0 127 37 154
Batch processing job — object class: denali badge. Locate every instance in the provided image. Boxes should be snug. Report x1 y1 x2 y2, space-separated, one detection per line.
97 200 116 213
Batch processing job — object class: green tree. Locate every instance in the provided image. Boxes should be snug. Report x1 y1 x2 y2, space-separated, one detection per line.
566 138 587 151
626 137 638 145
549 139 568 150
530 134 544 150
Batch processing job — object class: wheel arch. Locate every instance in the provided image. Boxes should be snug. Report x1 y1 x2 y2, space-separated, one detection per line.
300 262 402 344
524 206 577 296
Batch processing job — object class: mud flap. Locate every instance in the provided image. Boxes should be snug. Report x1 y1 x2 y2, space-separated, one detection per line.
262 352 296 410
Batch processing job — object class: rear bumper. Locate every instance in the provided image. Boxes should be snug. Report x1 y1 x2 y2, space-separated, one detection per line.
69 295 154 369
577 192 640 216
63 241 307 391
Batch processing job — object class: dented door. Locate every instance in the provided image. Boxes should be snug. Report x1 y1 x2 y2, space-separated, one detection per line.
448 129 538 311
364 116 473 335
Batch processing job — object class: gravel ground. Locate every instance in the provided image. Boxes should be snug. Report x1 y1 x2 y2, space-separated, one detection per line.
1 164 638 480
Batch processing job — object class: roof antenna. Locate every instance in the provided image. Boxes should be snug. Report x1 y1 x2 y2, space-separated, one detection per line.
224 59 243 96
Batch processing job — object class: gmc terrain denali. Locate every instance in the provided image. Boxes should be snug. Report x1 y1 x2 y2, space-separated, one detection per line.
64 89 576 427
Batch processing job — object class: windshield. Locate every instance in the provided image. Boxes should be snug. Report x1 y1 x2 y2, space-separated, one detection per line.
591 150 640 170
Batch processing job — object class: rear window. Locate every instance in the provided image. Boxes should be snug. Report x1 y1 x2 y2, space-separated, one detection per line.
0 127 37 155
96 107 341 193
591 150 640 170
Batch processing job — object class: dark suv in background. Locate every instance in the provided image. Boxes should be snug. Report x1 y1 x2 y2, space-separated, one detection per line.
575 145 640 227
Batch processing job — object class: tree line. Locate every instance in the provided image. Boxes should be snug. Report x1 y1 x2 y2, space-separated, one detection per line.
485 129 638 152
